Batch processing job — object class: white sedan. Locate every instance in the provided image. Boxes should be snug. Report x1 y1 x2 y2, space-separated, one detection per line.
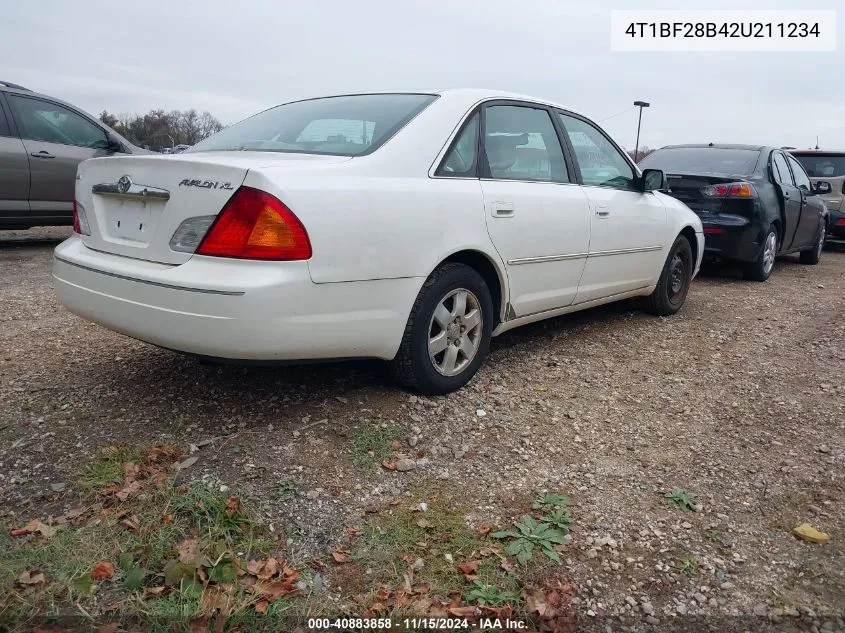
53 89 703 394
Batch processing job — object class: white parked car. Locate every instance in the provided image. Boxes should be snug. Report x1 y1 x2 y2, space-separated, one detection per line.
53 89 703 394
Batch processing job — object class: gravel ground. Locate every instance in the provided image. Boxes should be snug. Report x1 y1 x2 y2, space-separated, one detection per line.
1 226 843 629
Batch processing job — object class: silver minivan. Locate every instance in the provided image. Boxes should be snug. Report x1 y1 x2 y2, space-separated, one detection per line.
0 80 146 229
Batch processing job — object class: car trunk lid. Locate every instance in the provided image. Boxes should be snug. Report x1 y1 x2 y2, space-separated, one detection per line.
663 172 742 214
75 152 348 265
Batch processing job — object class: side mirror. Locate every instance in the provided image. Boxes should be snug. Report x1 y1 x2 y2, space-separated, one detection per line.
816 181 832 195
642 168 667 192
105 133 123 153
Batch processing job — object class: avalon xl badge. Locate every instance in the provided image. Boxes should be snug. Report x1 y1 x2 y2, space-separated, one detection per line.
178 179 235 191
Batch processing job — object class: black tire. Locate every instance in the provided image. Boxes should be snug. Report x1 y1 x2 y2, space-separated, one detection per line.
742 224 778 282
799 220 825 265
643 235 693 316
390 263 494 395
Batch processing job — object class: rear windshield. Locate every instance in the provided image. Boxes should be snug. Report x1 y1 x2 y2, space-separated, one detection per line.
639 147 760 176
791 153 845 178
186 93 437 157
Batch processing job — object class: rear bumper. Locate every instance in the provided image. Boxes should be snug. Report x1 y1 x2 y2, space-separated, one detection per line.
52 236 422 361
698 213 761 263
826 212 845 242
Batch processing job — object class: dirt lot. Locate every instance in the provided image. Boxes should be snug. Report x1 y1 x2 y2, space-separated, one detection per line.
1 226 843 631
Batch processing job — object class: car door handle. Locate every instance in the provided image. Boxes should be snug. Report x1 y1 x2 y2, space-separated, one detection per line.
595 208 611 218
783 191 790 199
30 151 55 159
491 202 515 218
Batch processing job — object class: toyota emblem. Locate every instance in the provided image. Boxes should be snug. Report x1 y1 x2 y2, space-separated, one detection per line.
117 175 132 193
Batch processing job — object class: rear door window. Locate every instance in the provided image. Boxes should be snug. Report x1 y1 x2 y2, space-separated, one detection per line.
786 155 812 191
8 95 108 148
772 153 794 186
482 105 569 183
0 98 10 136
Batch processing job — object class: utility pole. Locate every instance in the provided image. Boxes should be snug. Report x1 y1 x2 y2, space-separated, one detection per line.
633 101 650 163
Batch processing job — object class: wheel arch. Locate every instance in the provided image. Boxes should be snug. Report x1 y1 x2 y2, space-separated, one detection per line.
678 225 699 269
436 249 508 326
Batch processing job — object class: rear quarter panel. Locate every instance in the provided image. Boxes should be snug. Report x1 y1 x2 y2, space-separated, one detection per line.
243 168 502 285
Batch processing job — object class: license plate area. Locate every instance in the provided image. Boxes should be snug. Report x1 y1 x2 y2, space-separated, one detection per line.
105 200 155 244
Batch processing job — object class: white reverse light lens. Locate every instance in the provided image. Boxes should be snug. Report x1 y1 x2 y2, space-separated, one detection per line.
170 216 217 253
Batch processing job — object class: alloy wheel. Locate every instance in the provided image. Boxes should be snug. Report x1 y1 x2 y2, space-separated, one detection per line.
428 288 483 376
762 231 777 275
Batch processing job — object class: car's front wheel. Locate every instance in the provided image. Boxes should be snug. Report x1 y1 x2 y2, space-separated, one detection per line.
798 220 825 265
643 235 693 316
391 263 493 395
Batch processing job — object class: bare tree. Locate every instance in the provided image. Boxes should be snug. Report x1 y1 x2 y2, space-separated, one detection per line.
99 108 224 150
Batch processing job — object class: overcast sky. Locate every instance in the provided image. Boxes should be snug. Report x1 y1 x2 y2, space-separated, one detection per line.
3 0 843 150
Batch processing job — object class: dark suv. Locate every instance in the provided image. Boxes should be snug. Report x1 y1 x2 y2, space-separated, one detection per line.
0 80 146 229
639 144 828 281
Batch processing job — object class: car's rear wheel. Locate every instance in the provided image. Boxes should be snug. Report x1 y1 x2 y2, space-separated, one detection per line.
798 220 825 265
643 235 693 316
743 225 778 281
390 263 493 395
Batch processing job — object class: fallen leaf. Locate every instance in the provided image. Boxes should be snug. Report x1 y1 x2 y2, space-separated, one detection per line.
176 537 199 565
346 526 362 538
793 523 830 544
254 599 269 613
91 561 115 581
162 514 174 524
403 567 414 592
253 578 299 600
457 560 480 579
415 518 433 529
448 606 477 618
145 586 167 596
120 515 140 531
476 525 492 537
224 496 243 516
17 570 46 586
94 624 119 633
55 507 87 524
331 550 350 564
10 518 56 539
176 456 199 471
114 480 142 502
381 460 396 471
123 461 140 483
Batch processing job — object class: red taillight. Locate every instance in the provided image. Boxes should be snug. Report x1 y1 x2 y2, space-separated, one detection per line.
836 218 845 226
703 227 725 234
72 200 91 235
703 182 756 198
196 187 312 261
72 200 81 234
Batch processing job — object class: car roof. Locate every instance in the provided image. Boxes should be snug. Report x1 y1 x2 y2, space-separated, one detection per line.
275 88 592 120
658 143 773 152
789 149 845 156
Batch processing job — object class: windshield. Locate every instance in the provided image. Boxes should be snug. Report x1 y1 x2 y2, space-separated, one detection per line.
186 93 437 156
640 147 760 176
791 153 845 178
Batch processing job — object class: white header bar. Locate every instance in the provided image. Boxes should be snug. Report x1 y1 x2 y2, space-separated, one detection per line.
610 10 836 52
